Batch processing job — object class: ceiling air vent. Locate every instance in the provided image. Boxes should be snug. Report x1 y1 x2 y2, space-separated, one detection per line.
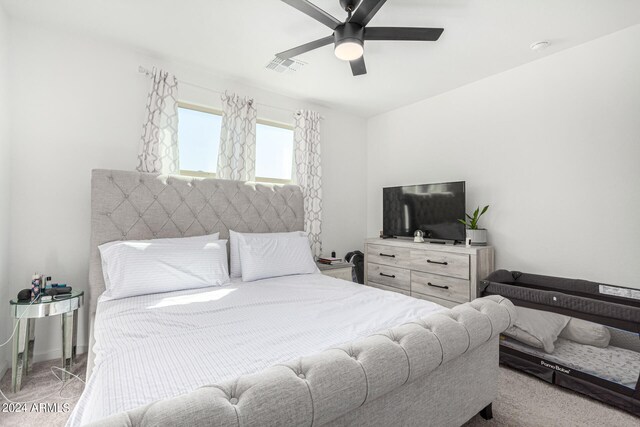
265 57 306 73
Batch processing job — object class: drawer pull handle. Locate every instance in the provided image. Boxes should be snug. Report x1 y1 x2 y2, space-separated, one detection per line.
427 282 449 290
380 273 396 278
426 259 448 266
379 253 396 258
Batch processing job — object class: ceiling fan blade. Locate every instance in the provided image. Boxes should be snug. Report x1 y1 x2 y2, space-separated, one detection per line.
349 0 388 27
281 0 341 29
365 27 444 41
276 35 334 59
350 56 367 76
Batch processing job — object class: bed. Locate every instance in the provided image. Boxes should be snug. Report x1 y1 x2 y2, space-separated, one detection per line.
72 169 515 426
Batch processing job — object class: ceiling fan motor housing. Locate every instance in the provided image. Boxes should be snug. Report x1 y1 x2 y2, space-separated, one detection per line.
339 0 360 13
334 22 364 45
334 22 365 60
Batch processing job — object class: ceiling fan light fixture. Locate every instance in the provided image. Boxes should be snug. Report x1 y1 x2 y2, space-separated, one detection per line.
334 22 365 61
278 0 444 76
334 39 364 61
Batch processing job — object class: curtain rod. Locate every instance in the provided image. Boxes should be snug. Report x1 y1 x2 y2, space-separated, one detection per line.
138 66 324 119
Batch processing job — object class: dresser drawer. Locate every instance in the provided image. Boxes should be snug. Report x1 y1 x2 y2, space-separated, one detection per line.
366 244 411 268
367 263 410 291
410 250 470 279
367 281 411 296
411 271 470 303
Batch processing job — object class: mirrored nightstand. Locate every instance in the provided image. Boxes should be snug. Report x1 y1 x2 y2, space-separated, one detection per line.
316 262 354 282
9 290 84 392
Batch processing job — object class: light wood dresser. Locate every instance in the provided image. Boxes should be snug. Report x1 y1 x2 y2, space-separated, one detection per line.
364 238 494 308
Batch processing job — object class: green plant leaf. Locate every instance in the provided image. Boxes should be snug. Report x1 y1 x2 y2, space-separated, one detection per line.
457 219 469 227
463 205 489 230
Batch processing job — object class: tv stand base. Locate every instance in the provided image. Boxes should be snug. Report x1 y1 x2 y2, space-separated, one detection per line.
426 240 459 245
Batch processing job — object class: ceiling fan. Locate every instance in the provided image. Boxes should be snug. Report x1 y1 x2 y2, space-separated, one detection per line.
277 0 444 76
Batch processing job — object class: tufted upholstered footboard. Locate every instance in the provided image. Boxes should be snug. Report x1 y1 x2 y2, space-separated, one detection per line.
88 295 515 427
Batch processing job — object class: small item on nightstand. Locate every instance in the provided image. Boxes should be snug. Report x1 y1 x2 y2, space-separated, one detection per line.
414 230 424 243
42 276 52 290
317 256 343 264
17 289 32 301
45 286 72 296
31 273 42 301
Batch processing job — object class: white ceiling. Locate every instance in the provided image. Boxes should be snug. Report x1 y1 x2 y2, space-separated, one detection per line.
3 0 640 117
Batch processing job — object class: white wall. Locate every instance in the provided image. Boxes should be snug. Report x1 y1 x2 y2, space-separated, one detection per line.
367 24 640 288
0 4 11 377
9 19 367 362
7 13 640 369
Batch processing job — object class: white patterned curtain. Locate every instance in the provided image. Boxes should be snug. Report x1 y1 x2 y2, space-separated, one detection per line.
293 110 323 258
217 92 257 181
137 67 180 174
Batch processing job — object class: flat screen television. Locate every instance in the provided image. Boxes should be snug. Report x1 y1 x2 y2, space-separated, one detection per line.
383 181 466 242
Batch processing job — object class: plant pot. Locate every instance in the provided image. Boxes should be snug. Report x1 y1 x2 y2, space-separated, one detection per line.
466 229 487 246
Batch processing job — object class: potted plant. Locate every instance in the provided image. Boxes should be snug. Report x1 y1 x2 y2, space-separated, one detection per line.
458 205 489 246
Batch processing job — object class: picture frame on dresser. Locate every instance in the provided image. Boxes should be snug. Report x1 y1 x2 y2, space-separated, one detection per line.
364 238 495 308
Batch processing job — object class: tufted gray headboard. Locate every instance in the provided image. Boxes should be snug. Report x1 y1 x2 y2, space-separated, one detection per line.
89 169 304 319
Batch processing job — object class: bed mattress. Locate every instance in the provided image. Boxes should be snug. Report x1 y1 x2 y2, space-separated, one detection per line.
501 336 640 388
67 274 444 426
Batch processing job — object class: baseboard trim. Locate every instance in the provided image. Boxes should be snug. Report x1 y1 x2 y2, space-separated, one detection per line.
0 346 88 378
33 345 88 363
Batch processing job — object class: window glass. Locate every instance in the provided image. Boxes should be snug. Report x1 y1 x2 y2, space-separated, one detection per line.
178 104 294 182
255 123 294 181
177 106 221 174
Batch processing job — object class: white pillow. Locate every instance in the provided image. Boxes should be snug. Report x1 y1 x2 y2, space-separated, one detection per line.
238 235 319 282
503 306 570 353
99 234 229 300
559 317 611 348
98 232 220 261
229 230 306 278
503 326 547 350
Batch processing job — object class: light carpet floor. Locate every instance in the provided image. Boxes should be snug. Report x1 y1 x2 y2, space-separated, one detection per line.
0 354 86 427
1 356 637 426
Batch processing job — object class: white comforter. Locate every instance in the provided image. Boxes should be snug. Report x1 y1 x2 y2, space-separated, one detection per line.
68 274 444 426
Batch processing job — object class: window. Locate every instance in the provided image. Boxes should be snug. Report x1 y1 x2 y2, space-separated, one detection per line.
255 122 294 182
178 104 221 175
178 103 294 183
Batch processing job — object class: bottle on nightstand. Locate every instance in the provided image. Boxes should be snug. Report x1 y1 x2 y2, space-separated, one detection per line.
30 274 42 301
